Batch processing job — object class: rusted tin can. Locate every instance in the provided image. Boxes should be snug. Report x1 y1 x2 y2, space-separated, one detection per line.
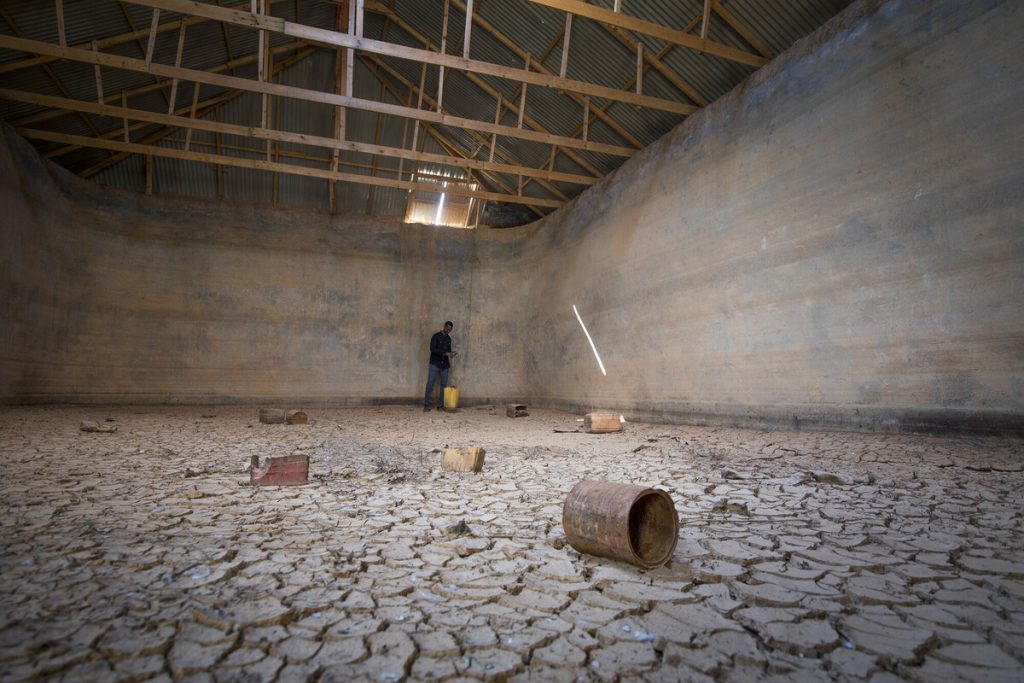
562 480 679 568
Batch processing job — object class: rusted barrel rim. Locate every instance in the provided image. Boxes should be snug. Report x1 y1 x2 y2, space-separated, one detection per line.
562 480 679 569
625 488 678 567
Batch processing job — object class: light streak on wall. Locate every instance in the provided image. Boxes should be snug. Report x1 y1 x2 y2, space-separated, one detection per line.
573 304 607 376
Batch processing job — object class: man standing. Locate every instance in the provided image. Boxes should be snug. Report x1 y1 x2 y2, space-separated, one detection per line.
423 321 456 412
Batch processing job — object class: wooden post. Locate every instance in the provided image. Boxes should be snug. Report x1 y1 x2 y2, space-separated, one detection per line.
367 79 385 214
121 90 129 143
559 13 572 79
489 93 500 162
518 56 528 129
55 0 66 47
582 96 589 141
345 0 355 99
145 9 160 65
462 0 474 59
167 19 186 114
700 0 712 39
92 41 103 105
438 0 449 110
257 0 267 139
214 106 224 199
330 0 351 214
265 36 273 161
184 82 199 150
411 61 427 151
272 80 280 200
145 153 153 195
636 41 642 95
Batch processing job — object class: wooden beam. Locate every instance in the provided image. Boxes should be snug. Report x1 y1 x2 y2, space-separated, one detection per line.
700 0 712 40
123 0 696 115
0 33 635 158
17 127 565 209
527 0 768 68
0 88 598 187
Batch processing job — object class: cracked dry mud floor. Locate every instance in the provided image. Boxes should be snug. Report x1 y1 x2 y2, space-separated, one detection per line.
1 406 1023 683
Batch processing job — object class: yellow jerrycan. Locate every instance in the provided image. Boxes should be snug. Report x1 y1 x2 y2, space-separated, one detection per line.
443 385 459 411
443 359 459 411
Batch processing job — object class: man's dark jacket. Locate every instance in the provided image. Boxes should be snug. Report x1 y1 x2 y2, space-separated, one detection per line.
429 331 452 369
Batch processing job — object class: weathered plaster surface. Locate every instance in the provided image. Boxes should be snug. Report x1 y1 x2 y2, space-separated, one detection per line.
0 128 532 405
521 0 1024 431
1 0 1021 431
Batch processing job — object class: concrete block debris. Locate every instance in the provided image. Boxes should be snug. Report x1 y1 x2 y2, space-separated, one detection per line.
259 409 308 425
441 447 486 472
250 454 309 486
584 411 622 433
258 408 287 424
506 403 529 418
80 420 116 433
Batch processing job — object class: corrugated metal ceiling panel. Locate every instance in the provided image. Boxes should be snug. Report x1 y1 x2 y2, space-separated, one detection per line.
1 0 856 224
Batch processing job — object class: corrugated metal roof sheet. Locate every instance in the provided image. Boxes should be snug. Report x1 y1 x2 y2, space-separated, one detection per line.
1 0 855 224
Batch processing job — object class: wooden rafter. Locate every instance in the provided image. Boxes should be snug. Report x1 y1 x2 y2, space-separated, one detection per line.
527 0 768 68
365 0 614 200
30 43 309 159
359 55 554 214
0 33 635 159
74 45 318 178
122 0 696 116
0 85 598 189
361 54 570 210
0 0 292 77
15 127 564 209
0 8 115 161
440 0 649 149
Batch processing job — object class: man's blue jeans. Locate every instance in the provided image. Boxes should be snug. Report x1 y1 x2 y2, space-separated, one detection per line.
424 363 449 408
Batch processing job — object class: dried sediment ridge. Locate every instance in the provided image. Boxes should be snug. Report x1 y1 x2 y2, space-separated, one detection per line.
1 405 1022 680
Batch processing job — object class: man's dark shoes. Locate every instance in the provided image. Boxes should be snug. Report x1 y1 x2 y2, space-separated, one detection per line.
423 407 431 412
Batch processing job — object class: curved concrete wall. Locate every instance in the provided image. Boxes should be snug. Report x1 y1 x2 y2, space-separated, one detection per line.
2 0 1021 431
0 126 533 405
520 0 1024 431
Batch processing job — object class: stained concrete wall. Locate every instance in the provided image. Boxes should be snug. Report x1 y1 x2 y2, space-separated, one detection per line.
0 125 533 405
2 0 1022 431
520 0 1024 431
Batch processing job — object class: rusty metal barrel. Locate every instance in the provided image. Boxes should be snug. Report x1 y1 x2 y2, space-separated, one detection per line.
562 480 679 568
